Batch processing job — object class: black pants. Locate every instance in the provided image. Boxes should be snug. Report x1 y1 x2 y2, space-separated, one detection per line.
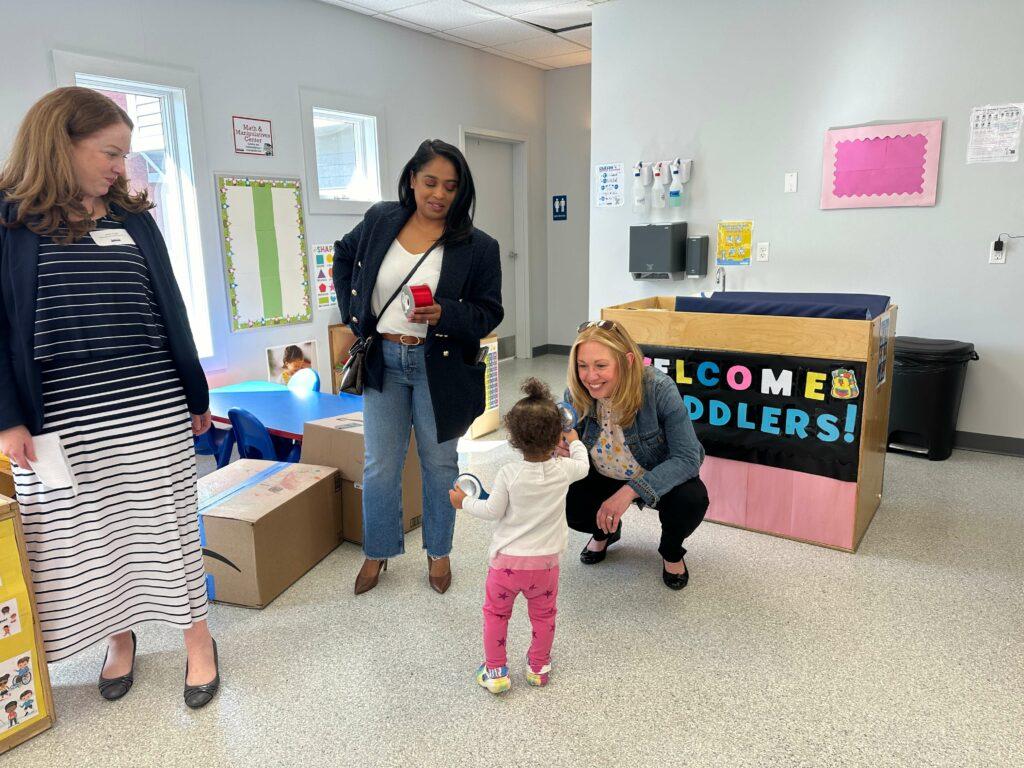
565 464 709 563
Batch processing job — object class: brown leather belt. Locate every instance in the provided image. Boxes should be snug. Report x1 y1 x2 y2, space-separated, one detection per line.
380 333 425 346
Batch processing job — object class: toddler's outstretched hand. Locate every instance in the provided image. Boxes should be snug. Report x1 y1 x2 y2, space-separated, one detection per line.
449 487 467 510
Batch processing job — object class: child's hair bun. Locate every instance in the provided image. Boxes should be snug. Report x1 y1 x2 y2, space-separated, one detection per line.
520 377 552 401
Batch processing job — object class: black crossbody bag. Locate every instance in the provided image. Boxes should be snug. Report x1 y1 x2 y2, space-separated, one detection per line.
339 242 439 395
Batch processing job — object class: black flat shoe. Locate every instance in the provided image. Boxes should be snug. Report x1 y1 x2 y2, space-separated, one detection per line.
662 548 689 590
579 525 621 565
184 640 220 710
98 630 137 701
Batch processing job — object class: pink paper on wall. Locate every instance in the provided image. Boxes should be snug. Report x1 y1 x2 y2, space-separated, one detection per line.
820 120 942 209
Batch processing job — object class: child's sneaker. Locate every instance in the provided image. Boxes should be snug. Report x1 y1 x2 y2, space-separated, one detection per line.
475 664 511 694
525 663 551 687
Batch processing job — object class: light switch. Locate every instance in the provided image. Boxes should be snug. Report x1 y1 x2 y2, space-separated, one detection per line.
784 172 798 193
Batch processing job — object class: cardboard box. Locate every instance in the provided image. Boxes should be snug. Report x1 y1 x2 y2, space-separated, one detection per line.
301 412 422 545
197 460 343 608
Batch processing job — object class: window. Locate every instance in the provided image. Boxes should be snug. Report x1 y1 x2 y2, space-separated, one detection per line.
72 73 213 358
313 108 380 202
300 89 387 215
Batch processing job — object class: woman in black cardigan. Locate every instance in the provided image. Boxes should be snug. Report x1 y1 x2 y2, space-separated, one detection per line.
0 87 219 708
334 139 503 595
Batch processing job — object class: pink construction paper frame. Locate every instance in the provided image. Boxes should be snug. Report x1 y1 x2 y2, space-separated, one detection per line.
820 120 942 209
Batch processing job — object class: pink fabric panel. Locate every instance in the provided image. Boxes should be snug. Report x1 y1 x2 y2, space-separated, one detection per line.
789 473 857 550
700 456 856 548
700 456 748 527
745 464 797 536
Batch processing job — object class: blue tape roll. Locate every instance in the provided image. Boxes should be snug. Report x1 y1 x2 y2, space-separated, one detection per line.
557 401 578 431
455 473 489 500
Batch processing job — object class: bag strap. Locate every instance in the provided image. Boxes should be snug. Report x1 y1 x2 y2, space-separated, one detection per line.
376 240 440 323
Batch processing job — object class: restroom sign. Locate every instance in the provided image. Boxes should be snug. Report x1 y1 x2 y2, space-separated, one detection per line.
552 195 567 221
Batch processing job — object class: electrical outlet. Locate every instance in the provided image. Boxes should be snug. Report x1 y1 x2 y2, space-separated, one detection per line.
784 172 798 193
989 241 1005 264
756 242 770 261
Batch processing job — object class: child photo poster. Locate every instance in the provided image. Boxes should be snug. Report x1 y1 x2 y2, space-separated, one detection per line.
266 340 318 385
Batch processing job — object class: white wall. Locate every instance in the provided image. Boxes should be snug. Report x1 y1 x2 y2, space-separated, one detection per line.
545 64 591 349
590 0 1024 440
0 0 549 383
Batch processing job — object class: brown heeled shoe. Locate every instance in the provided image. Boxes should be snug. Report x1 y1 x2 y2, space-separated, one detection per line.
427 555 451 594
354 558 387 595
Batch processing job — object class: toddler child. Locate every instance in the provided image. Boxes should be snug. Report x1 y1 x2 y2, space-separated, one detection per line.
450 378 589 693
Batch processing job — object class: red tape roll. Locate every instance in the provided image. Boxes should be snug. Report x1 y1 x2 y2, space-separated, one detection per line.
401 284 434 315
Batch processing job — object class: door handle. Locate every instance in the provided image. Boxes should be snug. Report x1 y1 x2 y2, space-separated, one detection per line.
507 250 518 260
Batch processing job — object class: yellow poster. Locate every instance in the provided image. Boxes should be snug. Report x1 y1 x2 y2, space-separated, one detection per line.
0 517 49 747
716 220 753 266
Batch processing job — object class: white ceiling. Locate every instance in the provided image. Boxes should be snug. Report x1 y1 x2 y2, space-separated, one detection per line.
320 0 613 69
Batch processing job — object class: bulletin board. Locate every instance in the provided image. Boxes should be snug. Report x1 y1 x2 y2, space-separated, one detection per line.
820 120 943 209
0 498 54 754
217 175 313 331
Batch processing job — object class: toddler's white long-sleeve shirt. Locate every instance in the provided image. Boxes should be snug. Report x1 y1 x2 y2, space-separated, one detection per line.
463 441 590 561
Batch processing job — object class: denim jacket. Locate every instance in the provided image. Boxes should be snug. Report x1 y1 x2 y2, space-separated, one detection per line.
566 367 705 507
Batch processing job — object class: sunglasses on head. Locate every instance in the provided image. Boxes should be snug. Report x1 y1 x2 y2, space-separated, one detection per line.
577 320 620 334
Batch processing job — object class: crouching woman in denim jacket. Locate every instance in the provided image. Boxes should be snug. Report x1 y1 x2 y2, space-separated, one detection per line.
558 320 709 590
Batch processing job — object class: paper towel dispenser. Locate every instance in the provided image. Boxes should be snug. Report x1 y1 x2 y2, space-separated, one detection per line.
629 222 687 280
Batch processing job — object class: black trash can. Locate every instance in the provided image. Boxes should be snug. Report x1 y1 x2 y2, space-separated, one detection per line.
887 336 979 460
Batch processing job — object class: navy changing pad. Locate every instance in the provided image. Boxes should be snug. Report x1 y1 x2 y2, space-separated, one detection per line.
674 292 890 320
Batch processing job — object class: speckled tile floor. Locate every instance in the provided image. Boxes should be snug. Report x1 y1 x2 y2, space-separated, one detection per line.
15 356 1023 767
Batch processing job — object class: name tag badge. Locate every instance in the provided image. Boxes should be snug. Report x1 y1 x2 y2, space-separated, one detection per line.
89 228 135 247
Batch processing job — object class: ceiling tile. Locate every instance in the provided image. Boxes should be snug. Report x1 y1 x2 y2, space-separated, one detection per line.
329 0 423 12
390 0 500 30
433 31 486 48
494 34 583 59
559 25 591 47
514 0 591 29
447 16 544 46
320 1 377 14
466 1 577 14
536 49 591 67
378 13 436 32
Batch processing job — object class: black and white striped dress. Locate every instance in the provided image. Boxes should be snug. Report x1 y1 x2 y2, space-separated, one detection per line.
12 216 209 662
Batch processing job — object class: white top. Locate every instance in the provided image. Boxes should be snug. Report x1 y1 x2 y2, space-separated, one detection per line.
372 239 444 336
462 441 591 560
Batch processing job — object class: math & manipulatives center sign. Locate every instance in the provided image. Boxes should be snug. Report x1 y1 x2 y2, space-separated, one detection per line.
641 346 866 483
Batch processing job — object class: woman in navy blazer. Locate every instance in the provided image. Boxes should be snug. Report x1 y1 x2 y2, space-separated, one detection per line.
334 139 503 595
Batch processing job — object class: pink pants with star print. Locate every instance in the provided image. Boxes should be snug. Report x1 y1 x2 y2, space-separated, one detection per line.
482 564 560 670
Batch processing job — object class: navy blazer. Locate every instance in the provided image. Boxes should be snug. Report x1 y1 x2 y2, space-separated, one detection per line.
0 197 210 435
333 201 503 443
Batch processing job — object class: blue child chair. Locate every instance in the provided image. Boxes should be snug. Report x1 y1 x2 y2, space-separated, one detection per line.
227 408 301 463
287 367 320 393
193 426 235 469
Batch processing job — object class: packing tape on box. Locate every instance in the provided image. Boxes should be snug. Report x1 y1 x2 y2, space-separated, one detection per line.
198 461 290 514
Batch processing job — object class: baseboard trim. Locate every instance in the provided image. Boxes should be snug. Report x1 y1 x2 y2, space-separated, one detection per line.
955 431 1024 458
532 344 572 357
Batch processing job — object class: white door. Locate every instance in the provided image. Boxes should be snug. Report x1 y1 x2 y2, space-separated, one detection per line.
465 136 517 354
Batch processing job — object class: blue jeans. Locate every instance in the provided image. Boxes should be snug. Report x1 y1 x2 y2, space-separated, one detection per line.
361 341 459 559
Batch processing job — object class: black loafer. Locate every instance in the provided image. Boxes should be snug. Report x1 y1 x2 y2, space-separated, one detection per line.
98 630 137 701
184 640 220 710
662 549 689 590
579 525 621 565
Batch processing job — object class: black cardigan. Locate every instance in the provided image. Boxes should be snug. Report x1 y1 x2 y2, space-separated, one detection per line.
333 201 503 443
0 197 209 434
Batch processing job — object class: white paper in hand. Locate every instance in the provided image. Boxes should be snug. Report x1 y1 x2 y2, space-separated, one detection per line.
30 433 78 496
